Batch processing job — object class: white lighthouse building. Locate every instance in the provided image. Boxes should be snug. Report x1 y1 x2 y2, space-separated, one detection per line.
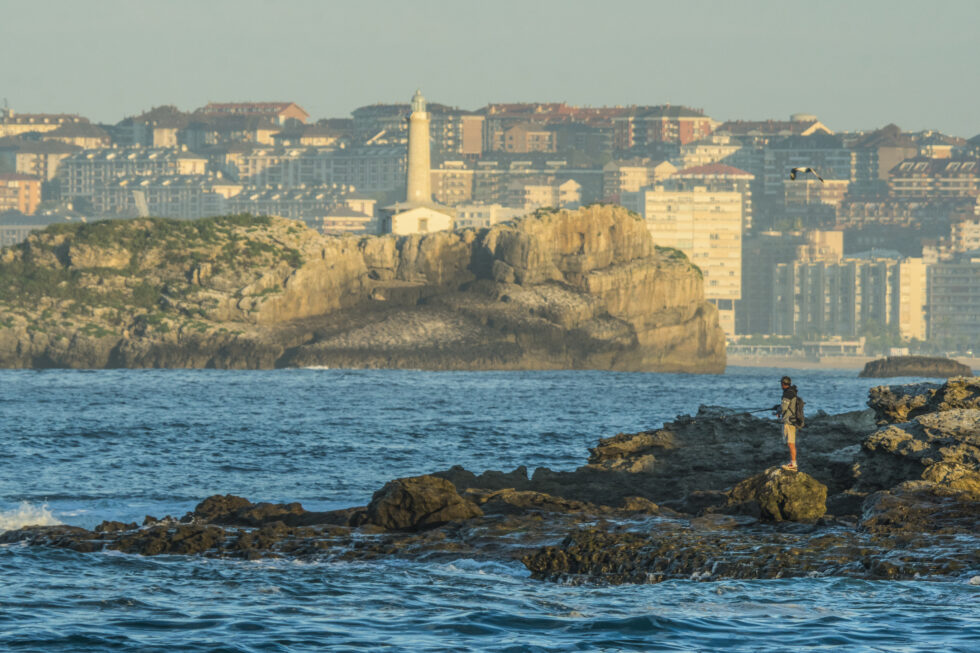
382 90 454 235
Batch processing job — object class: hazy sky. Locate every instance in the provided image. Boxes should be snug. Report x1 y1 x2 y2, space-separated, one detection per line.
3 0 978 136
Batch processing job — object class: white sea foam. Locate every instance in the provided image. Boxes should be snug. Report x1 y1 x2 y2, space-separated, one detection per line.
968 576 980 586
0 502 62 533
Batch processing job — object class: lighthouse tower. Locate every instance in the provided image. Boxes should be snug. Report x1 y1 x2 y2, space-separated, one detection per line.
405 89 432 204
382 89 454 235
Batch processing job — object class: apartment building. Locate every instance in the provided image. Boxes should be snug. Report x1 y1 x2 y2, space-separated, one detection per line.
783 178 850 228
847 124 919 196
0 138 80 181
225 185 356 220
621 186 742 334
114 106 191 147
0 109 89 138
0 212 66 247
663 163 754 231
351 102 483 155
93 174 244 219
197 102 309 125
41 123 112 149
736 230 843 335
601 159 676 201
715 116 833 141
0 173 42 215
613 105 716 148
469 156 601 206
453 203 526 229
888 157 980 201
762 134 856 208
951 219 980 252
506 178 581 210
676 133 743 170
927 251 980 347
772 251 927 340
500 123 555 153
482 103 628 153
431 160 475 206
307 204 377 235
232 145 406 194
60 147 208 198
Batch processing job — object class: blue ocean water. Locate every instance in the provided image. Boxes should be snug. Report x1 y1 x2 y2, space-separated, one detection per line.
1 367 977 652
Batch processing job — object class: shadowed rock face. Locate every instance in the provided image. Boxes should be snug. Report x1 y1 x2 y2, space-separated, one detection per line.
360 475 483 531
0 207 725 372
726 467 828 522
859 355 974 379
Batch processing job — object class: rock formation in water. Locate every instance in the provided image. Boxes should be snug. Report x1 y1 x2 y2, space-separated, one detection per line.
859 355 974 378
0 207 725 372
5 377 978 584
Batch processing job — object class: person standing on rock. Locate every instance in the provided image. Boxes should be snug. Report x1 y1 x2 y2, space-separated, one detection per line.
773 376 800 471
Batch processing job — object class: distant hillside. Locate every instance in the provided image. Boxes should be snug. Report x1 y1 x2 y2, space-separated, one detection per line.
0 207 726 372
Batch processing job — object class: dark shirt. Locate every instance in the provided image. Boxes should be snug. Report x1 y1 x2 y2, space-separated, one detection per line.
779 384 798 423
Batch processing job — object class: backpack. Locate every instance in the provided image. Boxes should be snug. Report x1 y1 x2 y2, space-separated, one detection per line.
790 396 805 428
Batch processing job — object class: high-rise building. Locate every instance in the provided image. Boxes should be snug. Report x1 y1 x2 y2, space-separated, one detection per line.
0 173 42 215
927 252 980 348
622 186 742 334
736 230 842 335
772 251 926 340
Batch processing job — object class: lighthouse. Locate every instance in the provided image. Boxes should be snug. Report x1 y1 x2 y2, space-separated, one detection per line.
405 89 432 204
382 89 455 235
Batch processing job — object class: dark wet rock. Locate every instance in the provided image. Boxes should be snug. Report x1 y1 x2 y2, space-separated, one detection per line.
868 377 980 423
438 406 873 514
187 494 354 528
861 482 980 534
94 520 138 533
859 355 973 379
5 382 977 586
0 525 103 553
112 524 228 556
854 408 980 493
520 522 975 584
191 495 253 522
464 488 599 516
725 467 828 522
432 465 531 492
362 475 483 531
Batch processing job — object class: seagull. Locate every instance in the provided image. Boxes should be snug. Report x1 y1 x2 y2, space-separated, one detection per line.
789 167 824 182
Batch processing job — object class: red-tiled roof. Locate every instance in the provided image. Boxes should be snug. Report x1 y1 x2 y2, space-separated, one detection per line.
675 163 753 177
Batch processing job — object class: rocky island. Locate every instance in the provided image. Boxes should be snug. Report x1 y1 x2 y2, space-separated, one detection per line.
6 377 978 584
859 355 974 378
0 206 724 372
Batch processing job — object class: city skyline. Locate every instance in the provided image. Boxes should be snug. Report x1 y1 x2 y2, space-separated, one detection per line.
2 0 978 137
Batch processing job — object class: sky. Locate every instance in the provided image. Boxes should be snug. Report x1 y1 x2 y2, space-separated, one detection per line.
2 0 978 137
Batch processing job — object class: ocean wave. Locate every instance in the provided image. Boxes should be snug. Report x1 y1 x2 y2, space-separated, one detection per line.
0 502 62 533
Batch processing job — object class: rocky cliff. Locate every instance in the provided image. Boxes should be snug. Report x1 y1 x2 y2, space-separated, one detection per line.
0 207 726 371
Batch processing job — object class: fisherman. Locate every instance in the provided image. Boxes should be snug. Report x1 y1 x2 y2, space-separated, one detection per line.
772 376 800 471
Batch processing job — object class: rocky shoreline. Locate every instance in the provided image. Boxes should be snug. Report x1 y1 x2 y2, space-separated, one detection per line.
5 377 978 584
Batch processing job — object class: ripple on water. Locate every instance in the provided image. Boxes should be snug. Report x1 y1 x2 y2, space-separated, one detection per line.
1 369 978 651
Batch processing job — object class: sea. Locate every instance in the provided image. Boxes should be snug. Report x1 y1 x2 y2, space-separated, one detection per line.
1 367 977 652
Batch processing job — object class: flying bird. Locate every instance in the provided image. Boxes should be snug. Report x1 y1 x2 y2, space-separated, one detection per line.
790 167 824 182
